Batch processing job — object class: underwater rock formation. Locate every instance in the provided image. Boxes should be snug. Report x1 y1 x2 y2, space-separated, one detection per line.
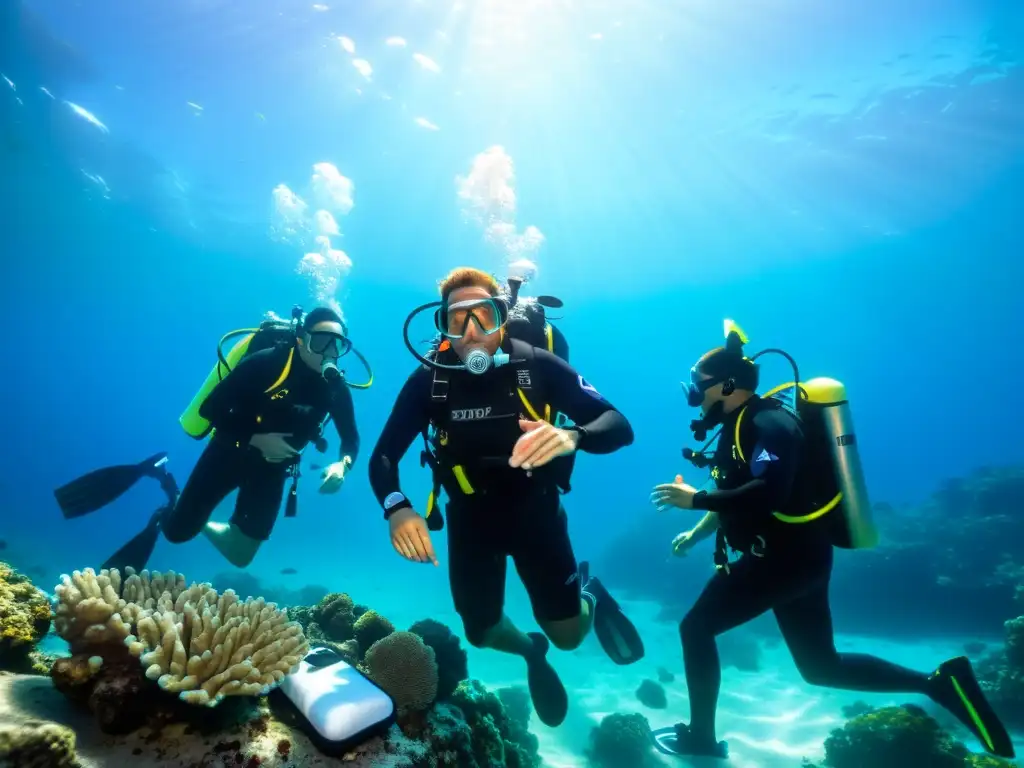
0 562 52 675
635 679 667 709
598 464 1024 638
585 712 658 768
978 614 1024 728
50 567 307 732
800 703 1017 767
0 718 79 767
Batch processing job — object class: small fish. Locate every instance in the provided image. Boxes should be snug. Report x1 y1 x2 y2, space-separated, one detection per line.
281 567 298 575
0 539 6 550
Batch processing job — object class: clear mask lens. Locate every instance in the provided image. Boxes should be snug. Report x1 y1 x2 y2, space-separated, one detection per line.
438 298 507 339
308 332 350 357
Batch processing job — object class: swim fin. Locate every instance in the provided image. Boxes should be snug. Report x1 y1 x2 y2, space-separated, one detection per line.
927 655 1015 758
54 452 169 520
579 561 645 665
652 724 729 759
100 508 163 573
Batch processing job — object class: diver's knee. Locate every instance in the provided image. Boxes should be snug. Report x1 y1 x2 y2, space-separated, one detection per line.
547 631 584 652
540 619 586 651
794 659 836 687
462 621 493 649
679 611 709 645
160 521 197 544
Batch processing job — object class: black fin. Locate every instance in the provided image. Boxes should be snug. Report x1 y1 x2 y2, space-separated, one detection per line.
54 453 168 520
100 509 163 572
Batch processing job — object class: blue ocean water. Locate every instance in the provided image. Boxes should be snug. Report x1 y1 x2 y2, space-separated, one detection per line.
2 0 1024 765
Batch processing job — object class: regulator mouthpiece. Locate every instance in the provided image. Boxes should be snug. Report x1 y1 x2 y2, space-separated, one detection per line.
321 359 342 382
465 348 509 375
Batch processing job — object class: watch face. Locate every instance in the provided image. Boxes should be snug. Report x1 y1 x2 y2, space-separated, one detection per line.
384 492 407 510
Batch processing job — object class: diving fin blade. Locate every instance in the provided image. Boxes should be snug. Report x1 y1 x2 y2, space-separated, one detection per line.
930 656 1015 758
652 725 729 759
536 295 564 309
580 562 644 666
100 509 162 573
54 453 169 520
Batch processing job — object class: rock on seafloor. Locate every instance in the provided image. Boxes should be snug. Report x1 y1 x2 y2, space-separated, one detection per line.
0 671 388 767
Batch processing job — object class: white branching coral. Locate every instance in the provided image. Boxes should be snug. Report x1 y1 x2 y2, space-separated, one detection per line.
53 567 308 707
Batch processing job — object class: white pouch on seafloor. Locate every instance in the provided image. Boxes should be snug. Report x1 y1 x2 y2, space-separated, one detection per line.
276 646 396 756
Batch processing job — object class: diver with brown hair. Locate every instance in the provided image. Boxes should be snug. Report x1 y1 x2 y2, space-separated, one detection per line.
367 266 644 728
54 306 371 570
648 321 1015 760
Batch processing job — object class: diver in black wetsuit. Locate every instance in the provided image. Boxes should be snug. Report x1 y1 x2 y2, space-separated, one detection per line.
54 307 362 570
648 324 1015 760
368 266 643 729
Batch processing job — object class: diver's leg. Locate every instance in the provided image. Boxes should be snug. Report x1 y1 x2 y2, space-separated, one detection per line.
205 459 288 568
776 564 1015 757
161 440 243 543
447 499 567 726
513 502 591 651
679 554 798 752
775 568 929 692
446 501 524 653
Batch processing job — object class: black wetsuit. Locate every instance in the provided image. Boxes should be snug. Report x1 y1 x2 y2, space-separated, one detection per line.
681 394 928 744
164 346 359 542
368 339 632 643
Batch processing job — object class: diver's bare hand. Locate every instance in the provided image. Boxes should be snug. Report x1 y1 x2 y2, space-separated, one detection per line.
672 529 697 557
250 433 299 463
388 508 439 566
509 419 578 470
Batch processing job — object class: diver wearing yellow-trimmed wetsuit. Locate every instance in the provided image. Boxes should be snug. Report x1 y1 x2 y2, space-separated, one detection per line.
648 325 1015 761
53 307 361 571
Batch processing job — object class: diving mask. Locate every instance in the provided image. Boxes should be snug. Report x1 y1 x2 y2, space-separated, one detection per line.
306 330 351 358
435 297 509 339
405 299 512 375
682 367 726 408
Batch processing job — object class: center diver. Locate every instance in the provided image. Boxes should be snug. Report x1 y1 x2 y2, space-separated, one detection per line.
53 306 372 571
367 267 644 729
647 320 1015 760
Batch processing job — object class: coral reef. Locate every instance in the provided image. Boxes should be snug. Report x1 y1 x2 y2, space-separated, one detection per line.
0 563 51 675
409 618 469 701
0 579 545 768
49 567 307 733
0 719 79 768
362 631 439 715
800 704 1018 768
635 679 667 709
353 608 395 650
657 666 675 683
585 712 658 768
450 679 541 768
978 615 1024 727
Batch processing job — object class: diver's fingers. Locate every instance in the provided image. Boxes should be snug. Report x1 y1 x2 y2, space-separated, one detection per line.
653 483 681 492
405 530 429 563
394 533 418 562
520 431 563 468
416 528 439 566
529 435 570 468
509 424 550 462
391 535 412 560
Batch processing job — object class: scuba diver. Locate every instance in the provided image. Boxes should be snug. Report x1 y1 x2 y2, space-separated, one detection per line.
647 321 1015 761
54 306 372 571
367 266 644 729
